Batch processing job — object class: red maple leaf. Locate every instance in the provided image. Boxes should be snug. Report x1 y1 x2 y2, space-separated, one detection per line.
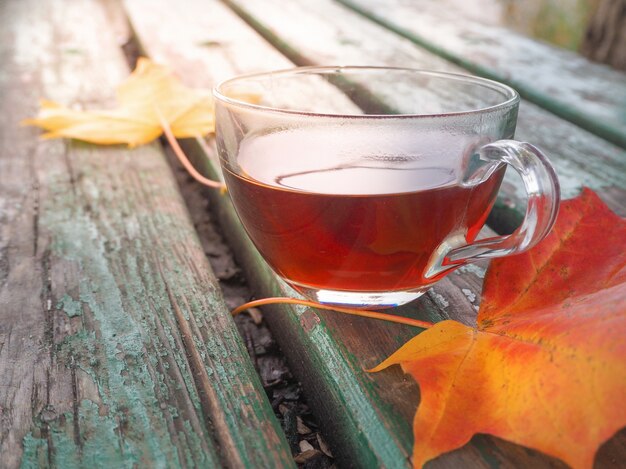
372 188 626 468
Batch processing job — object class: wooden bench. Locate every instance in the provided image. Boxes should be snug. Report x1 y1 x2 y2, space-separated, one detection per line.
0 0 293 467
2 0 625 467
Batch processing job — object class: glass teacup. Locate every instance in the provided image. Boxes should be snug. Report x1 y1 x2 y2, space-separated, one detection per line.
214 67 560 308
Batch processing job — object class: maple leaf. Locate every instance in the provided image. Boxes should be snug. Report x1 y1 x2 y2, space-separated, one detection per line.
371 188 626 469
23 57 246 147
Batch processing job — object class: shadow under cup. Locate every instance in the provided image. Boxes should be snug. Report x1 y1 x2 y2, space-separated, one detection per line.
214 67 560 308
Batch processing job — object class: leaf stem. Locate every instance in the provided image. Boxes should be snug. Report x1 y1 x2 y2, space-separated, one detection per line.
156 107 226 190
232 297 434 329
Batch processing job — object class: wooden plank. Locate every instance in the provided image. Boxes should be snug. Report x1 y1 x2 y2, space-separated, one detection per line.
222 0 626 232
123 0 626 467
0 0 294 468
337 0 626 150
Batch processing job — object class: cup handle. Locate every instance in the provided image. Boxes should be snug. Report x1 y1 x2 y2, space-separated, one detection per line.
427 140 561 277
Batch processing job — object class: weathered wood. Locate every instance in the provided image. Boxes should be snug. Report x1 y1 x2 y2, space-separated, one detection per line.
223 0 626 231
336 0 626 150
122 0 626 467
0 0 294 467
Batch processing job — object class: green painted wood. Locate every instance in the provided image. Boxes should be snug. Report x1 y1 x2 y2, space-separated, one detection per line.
222 0 626 233
337 0 626 150
123 0 626 467
0 0 294 468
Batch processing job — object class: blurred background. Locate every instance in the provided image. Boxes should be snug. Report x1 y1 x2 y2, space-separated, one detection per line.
447 0 625 70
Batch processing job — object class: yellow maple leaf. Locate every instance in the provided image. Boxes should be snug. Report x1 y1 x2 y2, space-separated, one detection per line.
23 58 237 147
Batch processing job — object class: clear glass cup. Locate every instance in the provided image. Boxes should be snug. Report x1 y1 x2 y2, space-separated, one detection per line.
214 66 560 308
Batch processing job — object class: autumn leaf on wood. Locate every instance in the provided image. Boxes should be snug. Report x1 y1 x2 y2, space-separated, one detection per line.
23 57 256 147
371 188 626 469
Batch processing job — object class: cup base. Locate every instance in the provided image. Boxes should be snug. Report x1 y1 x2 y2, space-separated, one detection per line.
291 284 429 309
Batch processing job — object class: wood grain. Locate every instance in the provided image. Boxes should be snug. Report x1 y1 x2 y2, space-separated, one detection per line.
122 0 626 467
0 0 293 467
338 0 626 150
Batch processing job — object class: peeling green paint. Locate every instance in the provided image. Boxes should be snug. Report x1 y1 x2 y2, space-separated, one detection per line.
19 138 278 466
22 400 141 469
8 1 293 467
57 294 83 318
49 191 203 463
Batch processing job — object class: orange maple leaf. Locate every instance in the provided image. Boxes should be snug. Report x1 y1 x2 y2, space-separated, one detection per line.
371 188 626 469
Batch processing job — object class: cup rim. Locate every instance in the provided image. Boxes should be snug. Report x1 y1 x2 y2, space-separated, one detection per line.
213 65 520 118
